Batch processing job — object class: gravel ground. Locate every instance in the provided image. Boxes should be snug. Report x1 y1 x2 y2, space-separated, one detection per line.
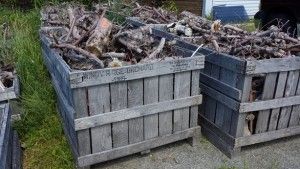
93 135 300 169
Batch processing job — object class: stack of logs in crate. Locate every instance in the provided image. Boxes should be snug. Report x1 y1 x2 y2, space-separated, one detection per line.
127 17 300 158
40 30 205 168
0 104 22 169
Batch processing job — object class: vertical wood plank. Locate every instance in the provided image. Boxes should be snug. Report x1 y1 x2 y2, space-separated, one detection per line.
206 64 220 122
289 75 300 126
88 85 112 153
128 79 144 143
268 72 288 131
278 71 299 129
190 70 200 127
158 75 174 136
174 71 191 132
73 88 91 157
111 82 128 147
230 76 252 137
218 69 237 133
255 73 278 133
201 62 212 118
144 77 159 139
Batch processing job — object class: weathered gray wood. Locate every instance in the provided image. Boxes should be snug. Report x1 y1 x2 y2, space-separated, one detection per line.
70 56 204 88
190 70 200 127
0 76 19 102
289 75 300 127
277 71 299 129
88 85 112 153
200 115 235 147
144 77 159 139
73 88 91 157
246 57 300 74
77 126 200 167
174 40 246 73
158 75 174 136
0 104 11 169
110 82 128 148
174 72 191 131
206 64 220 123
200 83 240 111
200 73 242 100
255 73 278 133
75 95 202 131
12 131 22 169
268 72 288 131
239 95 300 113
230 76 252 137
128 79 144 144
235 125 300 147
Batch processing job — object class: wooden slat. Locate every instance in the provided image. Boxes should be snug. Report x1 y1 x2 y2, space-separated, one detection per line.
144 77 159 139
190 70 200 127
128 79 144 143
200 83 240 112
240 95 300 113
174 72 191 131
235 125 300 147
200 73 242 100
230 76 252 137
246 57 300 74
277 71 299 129
158 75 174 136
255 73 278 133
73 88 91 157
12 131 22 169
75 95 202 131
70 56 204 88
289 74 300 126
77 127 200 167
88 85 112 153
268 72 288 131
206 64 220 123
111 82 128 148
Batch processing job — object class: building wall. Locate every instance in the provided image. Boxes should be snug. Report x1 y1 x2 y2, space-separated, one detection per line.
203 0 260 17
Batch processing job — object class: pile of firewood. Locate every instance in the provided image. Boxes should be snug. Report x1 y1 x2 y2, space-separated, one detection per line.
40 3 181 70
131 3 178 24
166 11 300 60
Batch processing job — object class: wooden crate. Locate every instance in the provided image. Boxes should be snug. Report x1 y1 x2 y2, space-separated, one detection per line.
40 32 204 168
180 42 300 158
125 21 300 157
0 76 20 102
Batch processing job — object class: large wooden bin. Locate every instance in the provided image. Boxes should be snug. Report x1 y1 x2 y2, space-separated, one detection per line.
40 33 204 168
127 17 300 158
0 103 22 169
181 42 300 158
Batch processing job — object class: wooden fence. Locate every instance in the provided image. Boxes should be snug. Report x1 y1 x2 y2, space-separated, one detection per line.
40 32 204 168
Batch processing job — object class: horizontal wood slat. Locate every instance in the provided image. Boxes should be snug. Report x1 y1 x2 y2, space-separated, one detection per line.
70 56 204 88
75 95 202 131
246 57 300 74
200 73 242 100
77 126 200 167
239 95 300 113
235 125 300 147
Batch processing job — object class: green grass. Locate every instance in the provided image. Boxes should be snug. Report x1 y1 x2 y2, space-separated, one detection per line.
0 7 74 169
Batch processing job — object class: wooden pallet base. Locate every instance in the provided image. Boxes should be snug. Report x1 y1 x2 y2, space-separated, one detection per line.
77 126 201 168
201 116 300 158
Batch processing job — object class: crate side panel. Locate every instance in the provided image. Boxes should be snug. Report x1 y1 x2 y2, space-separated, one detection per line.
268 72 288 131
144 77 159 139
255 73 278 133
111 82 128 148
128 79 144 143
88 84 112 153
277 71 299 129
158 74 174 136
190 70 201 127
289 74 300 126
174 71 191 131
